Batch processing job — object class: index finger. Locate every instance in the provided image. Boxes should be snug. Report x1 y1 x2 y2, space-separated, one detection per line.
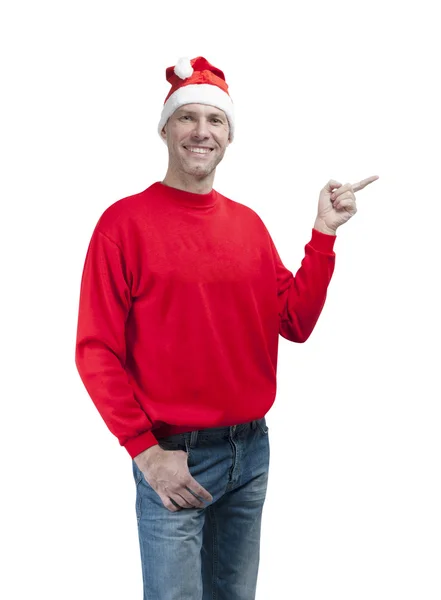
352 175 379 192
186 480 213 503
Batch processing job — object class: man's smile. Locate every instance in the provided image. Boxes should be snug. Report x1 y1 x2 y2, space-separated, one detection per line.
183 145 214 155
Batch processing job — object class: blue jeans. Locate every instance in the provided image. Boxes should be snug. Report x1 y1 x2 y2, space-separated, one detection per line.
132 417 270 600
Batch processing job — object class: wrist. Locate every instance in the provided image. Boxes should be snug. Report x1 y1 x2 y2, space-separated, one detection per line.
313 218 337 236
134 444 162 468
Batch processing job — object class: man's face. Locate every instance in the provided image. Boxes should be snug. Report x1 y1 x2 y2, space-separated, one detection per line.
161 103 230 180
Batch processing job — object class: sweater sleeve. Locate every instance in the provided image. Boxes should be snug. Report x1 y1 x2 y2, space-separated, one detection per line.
270 228 336 343
75 228 158 457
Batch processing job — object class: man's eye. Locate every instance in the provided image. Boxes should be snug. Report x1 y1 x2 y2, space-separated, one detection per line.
180 115 191 121
212 119 221 124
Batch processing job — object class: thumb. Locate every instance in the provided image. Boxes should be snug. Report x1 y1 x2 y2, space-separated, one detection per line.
324 179 343 193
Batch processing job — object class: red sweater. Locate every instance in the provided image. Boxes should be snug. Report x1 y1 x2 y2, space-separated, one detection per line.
75 182 336 458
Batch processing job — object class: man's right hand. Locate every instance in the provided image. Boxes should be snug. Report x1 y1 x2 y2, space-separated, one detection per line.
134 445 213 512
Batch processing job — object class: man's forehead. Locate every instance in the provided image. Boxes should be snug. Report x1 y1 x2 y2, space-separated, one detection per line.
175 104 227 118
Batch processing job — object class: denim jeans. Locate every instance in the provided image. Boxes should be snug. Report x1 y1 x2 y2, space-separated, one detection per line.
132 417 270 600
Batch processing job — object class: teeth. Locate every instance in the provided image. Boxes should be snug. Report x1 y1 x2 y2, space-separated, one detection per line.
187 147 211 154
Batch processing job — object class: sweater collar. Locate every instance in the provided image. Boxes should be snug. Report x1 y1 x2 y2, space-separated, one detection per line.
154 181 218 208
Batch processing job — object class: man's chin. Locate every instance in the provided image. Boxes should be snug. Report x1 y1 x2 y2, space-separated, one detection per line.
184 164 215 178
179 152 225 178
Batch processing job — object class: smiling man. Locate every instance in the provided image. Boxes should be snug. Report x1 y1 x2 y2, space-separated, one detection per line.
75 56 378 599
162 105 229 186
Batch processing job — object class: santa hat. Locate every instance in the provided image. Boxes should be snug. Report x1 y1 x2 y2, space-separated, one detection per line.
158 56 235 142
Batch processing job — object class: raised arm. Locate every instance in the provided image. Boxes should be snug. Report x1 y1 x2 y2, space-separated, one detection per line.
269 229 336 343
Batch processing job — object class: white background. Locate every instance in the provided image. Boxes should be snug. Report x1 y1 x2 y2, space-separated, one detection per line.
1 1 440 598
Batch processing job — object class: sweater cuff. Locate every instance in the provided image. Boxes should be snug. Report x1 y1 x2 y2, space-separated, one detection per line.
310 228 336 254
124 430 159 459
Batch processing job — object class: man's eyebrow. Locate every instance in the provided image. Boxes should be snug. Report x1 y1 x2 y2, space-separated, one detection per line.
176 109 226 119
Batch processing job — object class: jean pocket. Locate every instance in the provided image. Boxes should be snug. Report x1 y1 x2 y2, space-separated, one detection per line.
256 418 269 435
132 460 145 486
183 438 193 465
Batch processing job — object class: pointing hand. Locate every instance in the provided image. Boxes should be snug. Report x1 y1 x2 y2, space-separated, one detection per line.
314 175 379 234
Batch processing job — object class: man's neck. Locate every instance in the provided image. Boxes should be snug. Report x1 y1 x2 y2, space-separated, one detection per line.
161 170 215 195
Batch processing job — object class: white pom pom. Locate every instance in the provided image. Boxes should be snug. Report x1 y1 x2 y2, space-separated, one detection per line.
174 57 193 80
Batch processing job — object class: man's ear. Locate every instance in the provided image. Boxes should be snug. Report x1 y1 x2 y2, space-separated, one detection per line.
160 124 167 141
227 124 232 145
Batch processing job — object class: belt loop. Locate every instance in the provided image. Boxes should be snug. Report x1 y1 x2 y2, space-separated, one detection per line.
251 420 257 430
190 429 199 448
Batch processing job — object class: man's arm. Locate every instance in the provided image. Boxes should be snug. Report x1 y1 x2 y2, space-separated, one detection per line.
270 176 379 343
269 228 336 343
75 226 213 510
75 228 158 458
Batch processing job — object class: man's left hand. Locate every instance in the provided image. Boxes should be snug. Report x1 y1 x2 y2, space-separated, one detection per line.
314 175 379 235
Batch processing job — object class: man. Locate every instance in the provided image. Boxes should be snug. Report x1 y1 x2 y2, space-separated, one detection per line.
75 56 378 599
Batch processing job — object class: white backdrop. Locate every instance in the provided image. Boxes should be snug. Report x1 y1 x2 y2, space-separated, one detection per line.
1 1 440 598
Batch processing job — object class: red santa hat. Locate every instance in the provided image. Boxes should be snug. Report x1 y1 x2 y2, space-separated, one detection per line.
158 56 235 141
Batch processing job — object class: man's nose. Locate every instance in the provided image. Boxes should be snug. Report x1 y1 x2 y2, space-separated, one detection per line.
192 118 209 138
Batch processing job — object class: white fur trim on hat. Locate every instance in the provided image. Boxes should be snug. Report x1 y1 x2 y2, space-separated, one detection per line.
158 83 235 142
